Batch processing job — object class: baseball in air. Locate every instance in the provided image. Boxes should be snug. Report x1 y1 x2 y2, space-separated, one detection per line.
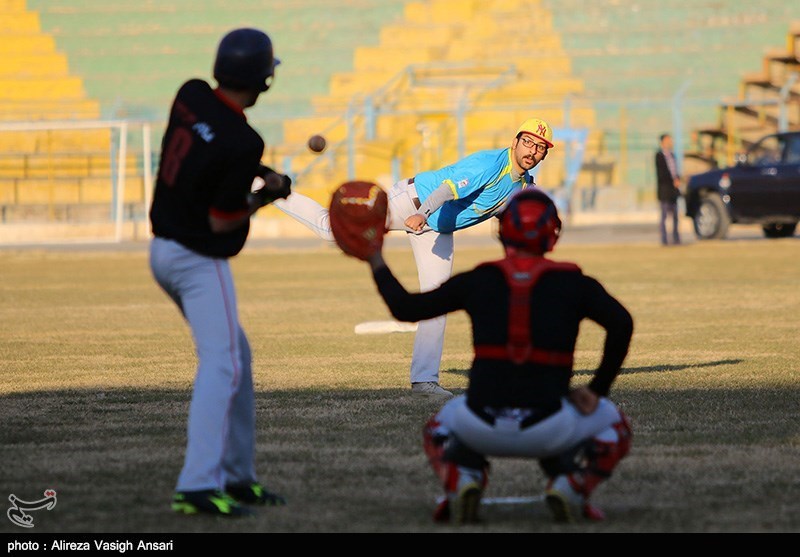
307 134 327 153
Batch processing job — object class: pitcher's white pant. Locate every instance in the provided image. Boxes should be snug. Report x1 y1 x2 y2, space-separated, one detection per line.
435 395 625 458
150 237 257 492
275 179 454 385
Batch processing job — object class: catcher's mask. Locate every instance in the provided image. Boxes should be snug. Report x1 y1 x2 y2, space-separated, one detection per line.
498 189 561 254
214 28 280 92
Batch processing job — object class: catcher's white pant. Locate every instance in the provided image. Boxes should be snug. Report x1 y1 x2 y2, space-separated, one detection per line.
435 395 625 458
150 237 258 492
275 179 453 385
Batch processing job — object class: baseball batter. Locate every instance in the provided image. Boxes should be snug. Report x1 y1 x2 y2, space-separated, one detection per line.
360 188 634 524
276 118 555 397
149 28 289 517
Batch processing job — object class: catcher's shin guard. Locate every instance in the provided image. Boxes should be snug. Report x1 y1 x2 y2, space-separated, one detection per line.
561 410 633 499
442 438 490 524
581 410 632 494
424 418 490 524
422 414 449 486
442 462 488 524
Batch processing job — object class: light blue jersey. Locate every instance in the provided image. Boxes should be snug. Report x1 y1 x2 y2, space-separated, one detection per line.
413 148 534 233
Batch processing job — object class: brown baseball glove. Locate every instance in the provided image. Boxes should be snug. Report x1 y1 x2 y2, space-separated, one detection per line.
329 181 388 260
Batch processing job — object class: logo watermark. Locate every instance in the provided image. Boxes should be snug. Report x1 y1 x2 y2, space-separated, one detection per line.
7 490 57 528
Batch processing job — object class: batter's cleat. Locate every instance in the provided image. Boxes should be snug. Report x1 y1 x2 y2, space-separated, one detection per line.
453 482 482 524
171 489 254 517
545 475 584 523
411 382 454 398
226 483 286 506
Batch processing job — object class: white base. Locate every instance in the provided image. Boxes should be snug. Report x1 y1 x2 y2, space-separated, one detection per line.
434 495 544 506
354 320 418 335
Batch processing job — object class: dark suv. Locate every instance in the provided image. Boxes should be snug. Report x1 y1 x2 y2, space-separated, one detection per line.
684 131 800 239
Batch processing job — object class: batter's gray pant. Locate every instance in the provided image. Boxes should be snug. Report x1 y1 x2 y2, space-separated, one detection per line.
150 237 258 492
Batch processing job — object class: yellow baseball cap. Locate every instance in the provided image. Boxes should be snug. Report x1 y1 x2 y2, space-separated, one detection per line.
516 118 554 148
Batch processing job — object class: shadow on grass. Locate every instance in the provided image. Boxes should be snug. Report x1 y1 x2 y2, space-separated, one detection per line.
445 359 745 379
442 367 470 377
0 383 797 533
579 358 744 376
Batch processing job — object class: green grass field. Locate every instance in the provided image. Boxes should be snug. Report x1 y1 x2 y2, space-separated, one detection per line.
0 238 798 533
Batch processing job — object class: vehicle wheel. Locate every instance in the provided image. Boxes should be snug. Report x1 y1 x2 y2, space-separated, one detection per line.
693 193 731 240
762 222 797 238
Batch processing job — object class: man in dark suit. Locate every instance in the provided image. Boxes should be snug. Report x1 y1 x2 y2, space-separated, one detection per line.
655 133 682 245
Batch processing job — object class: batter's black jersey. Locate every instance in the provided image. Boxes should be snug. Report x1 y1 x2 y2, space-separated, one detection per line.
373 258 633 414
149 79 264 258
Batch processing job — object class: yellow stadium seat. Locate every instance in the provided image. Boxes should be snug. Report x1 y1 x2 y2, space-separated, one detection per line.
0 178 17 203
15 179 81 205
0 53 70 78
25 154 89 179
0 0 28 13
354 46 443 71
0 77 86 101
0 11 40 33
284 0 605 199
405 0 481 25
378 24 456 48
281 115 343 145
0 34 56 55
329 72 396 97
0 99 101 121
79 177 113 204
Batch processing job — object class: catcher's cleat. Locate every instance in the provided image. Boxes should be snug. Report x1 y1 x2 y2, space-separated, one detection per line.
453 482 482 525
432 498 451 523
171 489 254 517
411 382 454 398
582 502 606 521
226 483 286 506
545 475 584 523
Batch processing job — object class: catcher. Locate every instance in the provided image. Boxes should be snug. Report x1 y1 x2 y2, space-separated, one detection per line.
329 182 634 524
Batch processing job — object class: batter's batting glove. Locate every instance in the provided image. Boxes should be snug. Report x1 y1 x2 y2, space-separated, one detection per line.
250 165 292 207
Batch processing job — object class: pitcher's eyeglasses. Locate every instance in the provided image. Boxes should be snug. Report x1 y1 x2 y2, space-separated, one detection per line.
518 136 549 154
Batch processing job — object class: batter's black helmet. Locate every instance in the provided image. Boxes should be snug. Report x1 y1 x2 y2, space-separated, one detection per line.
498 188 562 254
213 28 280 92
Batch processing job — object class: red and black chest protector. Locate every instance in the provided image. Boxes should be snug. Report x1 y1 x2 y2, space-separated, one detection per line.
474 256 581 366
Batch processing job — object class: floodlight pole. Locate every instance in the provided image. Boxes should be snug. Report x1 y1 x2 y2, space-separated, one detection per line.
672 80 691 177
